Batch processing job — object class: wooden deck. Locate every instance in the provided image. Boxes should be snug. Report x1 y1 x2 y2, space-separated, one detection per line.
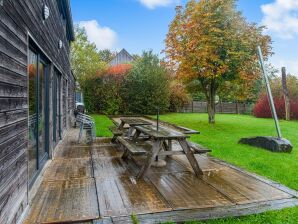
24 129 298 224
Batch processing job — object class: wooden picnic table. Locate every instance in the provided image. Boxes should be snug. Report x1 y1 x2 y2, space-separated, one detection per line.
118 118 152 129
132 125 203 179
111 118 152 142
118 117 152 137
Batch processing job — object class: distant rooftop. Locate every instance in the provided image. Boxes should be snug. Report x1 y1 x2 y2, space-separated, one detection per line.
109 49 134 66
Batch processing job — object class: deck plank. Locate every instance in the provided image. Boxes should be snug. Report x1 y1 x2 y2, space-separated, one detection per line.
149 172 233 210
43 158 93 181
133 156 189 174
93 157 138 178
173 154 226 172
202 167 292 204
96 176 171 217
92 145 123 158
24 179 99 223
55 146 91 159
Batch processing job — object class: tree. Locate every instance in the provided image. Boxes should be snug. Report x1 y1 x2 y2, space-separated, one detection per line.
164 0 272 123
121 51 170 114
71 26 107 85
107 64 132 76
269 74 298 100
98 49 116 63
169 80 191 112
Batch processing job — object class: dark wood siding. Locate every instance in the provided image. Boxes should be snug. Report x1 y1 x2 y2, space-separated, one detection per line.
0 0 75 223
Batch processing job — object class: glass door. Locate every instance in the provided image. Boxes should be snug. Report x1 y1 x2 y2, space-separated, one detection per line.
52 69 62 142
28 48 49 185
28 49 38 181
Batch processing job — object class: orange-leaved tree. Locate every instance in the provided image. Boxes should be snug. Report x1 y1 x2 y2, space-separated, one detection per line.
107 64 132 76
164 0 272 123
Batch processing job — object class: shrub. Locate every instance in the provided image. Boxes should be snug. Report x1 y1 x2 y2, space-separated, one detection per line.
253 95 298 119
107 64 132 75
82 74 125 114
169 80 191 112
121 51 170 114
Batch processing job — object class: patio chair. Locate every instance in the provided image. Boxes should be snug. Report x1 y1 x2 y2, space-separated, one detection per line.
76 113 96 143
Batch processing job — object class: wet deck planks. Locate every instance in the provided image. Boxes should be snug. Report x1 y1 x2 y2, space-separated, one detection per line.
133 156 189 174
202 167 292 204
150 172 233 209
55 145 91 159
92 145 124 158
93 157 138 178
96 176 171 217
24 131 297 224
43 158 93 180
24 179 99 223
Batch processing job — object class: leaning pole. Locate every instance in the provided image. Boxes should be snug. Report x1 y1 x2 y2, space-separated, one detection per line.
238 46 292 153
257 46 282 139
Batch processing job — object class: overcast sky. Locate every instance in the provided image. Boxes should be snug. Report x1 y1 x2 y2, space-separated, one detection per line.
71 0 298 76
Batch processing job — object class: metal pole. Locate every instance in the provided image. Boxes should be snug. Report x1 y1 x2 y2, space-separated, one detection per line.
157 106 160 131
257 46 282 139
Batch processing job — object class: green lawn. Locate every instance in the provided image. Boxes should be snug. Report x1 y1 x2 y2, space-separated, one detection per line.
91 114 113 137
91 113 298 223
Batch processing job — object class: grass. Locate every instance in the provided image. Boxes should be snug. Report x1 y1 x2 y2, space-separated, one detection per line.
159 206 298 224
91 114 113 137
91 113 298 223
181 205 298 224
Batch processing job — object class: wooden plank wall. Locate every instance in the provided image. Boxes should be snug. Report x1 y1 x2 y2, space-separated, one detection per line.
180 101 253 114
0 0 75 223
110 49 134 66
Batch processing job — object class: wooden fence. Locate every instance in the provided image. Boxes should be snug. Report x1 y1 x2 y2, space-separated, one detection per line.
179 101 253 114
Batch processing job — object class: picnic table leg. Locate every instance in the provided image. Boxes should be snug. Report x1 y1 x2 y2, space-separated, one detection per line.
132 129 141 140
122 147 129 159
127 126 134 138
137 140 162 179
162 140 169 151
179 139 203 176
168 140 172 151
111 134 118 143
118 121 125 130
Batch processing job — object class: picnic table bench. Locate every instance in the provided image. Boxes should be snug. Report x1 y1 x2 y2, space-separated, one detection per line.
187 141 212 154
117 136 149 156
109 126 123 142
117 124 206 179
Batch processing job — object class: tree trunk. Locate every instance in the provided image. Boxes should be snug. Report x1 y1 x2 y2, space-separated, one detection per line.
206 80 216 124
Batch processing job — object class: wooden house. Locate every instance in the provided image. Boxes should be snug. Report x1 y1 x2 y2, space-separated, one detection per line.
109 48 134 66
0 0 75 223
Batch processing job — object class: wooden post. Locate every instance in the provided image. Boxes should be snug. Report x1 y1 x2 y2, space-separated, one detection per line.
282 67 290 121
192 100 194 113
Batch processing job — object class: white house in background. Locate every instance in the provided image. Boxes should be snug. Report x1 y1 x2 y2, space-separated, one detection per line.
109 48 134 66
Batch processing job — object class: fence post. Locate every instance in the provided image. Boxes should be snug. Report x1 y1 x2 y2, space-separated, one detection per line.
235 101 238 114
192 100 194 113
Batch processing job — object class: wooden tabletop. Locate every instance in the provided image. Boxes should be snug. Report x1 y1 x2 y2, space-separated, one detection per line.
134 125 188 140
120 118 152 126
